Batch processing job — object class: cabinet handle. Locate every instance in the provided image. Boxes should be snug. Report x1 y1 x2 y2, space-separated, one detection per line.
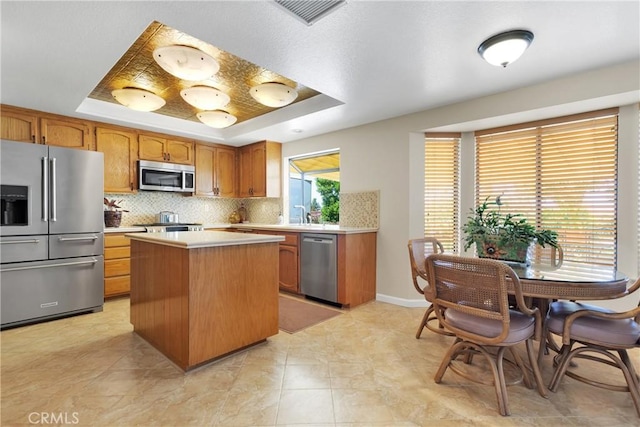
42 136 46 144
32 135 36 143
0 239 40 245
58 235 98 242
167 153 171 161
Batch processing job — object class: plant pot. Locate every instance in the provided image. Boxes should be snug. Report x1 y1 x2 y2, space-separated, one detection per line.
104 211 122 228
475 235 530 264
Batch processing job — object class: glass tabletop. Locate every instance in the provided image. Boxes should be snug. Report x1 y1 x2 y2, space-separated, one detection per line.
506 260 629 300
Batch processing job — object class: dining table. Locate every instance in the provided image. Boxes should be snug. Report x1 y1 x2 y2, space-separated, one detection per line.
508 260 629 301
504 259 630 361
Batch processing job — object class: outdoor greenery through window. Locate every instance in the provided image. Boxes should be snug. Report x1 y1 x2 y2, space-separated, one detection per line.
288 151 340 224
474 108 619 268
424 134 460 253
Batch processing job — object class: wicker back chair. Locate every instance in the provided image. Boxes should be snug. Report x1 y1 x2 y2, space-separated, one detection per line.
425 253 547 416
408 237 453 338
547 277 640 417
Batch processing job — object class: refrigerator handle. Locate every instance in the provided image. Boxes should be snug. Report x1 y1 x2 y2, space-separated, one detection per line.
50 157 57 222
42 156 48 222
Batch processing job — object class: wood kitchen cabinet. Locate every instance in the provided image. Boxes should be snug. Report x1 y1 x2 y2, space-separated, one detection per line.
238 140 281 197
1 105 39 143
195 143 237 197
1 105 92 149
337 232 377 308
95 126 138 193
104 233 133 298
40 116 93 149
254 230 299 293
139 134 194 165
277 233 300 294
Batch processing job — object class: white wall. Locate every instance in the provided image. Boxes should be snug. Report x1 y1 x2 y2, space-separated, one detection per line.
282 60 640 308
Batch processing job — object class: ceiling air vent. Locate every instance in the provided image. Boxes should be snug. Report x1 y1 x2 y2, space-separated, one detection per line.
273 0 346 25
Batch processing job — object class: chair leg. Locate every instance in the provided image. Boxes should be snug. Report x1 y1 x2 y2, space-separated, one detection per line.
525 338 548 398
548 343 572 392
494 347 510 416
550 345 640 418
618 350 640 418
415 306 431 339
434 338 463 383
435 338 510 416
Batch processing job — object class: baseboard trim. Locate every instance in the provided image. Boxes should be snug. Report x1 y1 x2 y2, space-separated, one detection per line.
375 294 428 308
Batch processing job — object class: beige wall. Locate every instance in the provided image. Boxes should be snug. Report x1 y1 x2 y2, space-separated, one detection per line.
282 60 640 309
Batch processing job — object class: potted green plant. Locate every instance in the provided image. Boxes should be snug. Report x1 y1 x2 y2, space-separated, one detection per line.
463 196 558 264
103 198 128 228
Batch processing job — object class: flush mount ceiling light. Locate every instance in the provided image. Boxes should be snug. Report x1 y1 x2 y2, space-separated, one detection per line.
478 30 534 67
180 86 230 110
249 82 298 108
153 45 220 81
111 87 166 111
197 110 237 128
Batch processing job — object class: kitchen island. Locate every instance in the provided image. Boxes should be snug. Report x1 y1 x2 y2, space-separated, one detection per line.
126 230 284 371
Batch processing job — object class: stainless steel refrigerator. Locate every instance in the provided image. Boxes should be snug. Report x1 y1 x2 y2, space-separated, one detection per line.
0 140 104 328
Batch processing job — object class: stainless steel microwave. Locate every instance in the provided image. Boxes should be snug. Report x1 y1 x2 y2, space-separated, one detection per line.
138 160 195 193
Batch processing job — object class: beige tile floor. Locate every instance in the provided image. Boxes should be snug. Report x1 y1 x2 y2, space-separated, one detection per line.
1 296 639 426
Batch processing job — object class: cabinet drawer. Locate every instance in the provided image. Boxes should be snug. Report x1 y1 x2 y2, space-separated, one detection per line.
105 258 130 277
280 232 299 246
105 234 131 248
105 246 130 260
105 276 130 297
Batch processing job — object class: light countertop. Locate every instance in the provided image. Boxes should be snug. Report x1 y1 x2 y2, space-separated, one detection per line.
218 223 378 234
108 223 378 235
126 230 284 249
105 226 146 233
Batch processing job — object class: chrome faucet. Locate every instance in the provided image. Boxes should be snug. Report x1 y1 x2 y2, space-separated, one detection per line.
294 205 306 224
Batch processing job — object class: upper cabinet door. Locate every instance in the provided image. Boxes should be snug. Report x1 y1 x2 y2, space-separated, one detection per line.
138 135 166 162
0 107 39 143
195 144 215 196
195 143 237 197
166 139 194 165
138 135 194 165
215 146 237 198
40 117 92 150
96 127 138 193
238 141 281 198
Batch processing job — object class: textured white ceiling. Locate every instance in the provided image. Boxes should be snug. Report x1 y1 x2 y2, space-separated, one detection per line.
1 1 639 146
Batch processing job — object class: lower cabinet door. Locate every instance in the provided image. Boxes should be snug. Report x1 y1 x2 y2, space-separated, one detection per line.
279 244 299 293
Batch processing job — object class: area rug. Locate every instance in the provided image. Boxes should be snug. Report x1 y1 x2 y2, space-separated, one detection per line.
278 296 343 333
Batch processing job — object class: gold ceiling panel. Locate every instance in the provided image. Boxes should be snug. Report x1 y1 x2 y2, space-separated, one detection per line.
89 21 320 125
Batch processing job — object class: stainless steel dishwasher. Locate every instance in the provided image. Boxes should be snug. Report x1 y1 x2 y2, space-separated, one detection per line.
300 233 338 303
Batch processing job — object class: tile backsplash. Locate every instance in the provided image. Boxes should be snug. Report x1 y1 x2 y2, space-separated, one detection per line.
339 190 380 228
106 190 379 228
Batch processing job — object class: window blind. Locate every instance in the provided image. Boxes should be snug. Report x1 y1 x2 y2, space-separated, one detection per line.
424 134 460 253
475 109 618 268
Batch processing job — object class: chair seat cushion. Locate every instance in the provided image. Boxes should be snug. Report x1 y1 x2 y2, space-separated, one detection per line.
547 301 640 347
445 308 535 344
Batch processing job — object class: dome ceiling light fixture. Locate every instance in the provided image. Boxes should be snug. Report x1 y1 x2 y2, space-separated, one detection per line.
197 110 237 128
249 82 298 108
477 29 534 68
153 45 220 81
111 87 166 112
180 86 230 110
